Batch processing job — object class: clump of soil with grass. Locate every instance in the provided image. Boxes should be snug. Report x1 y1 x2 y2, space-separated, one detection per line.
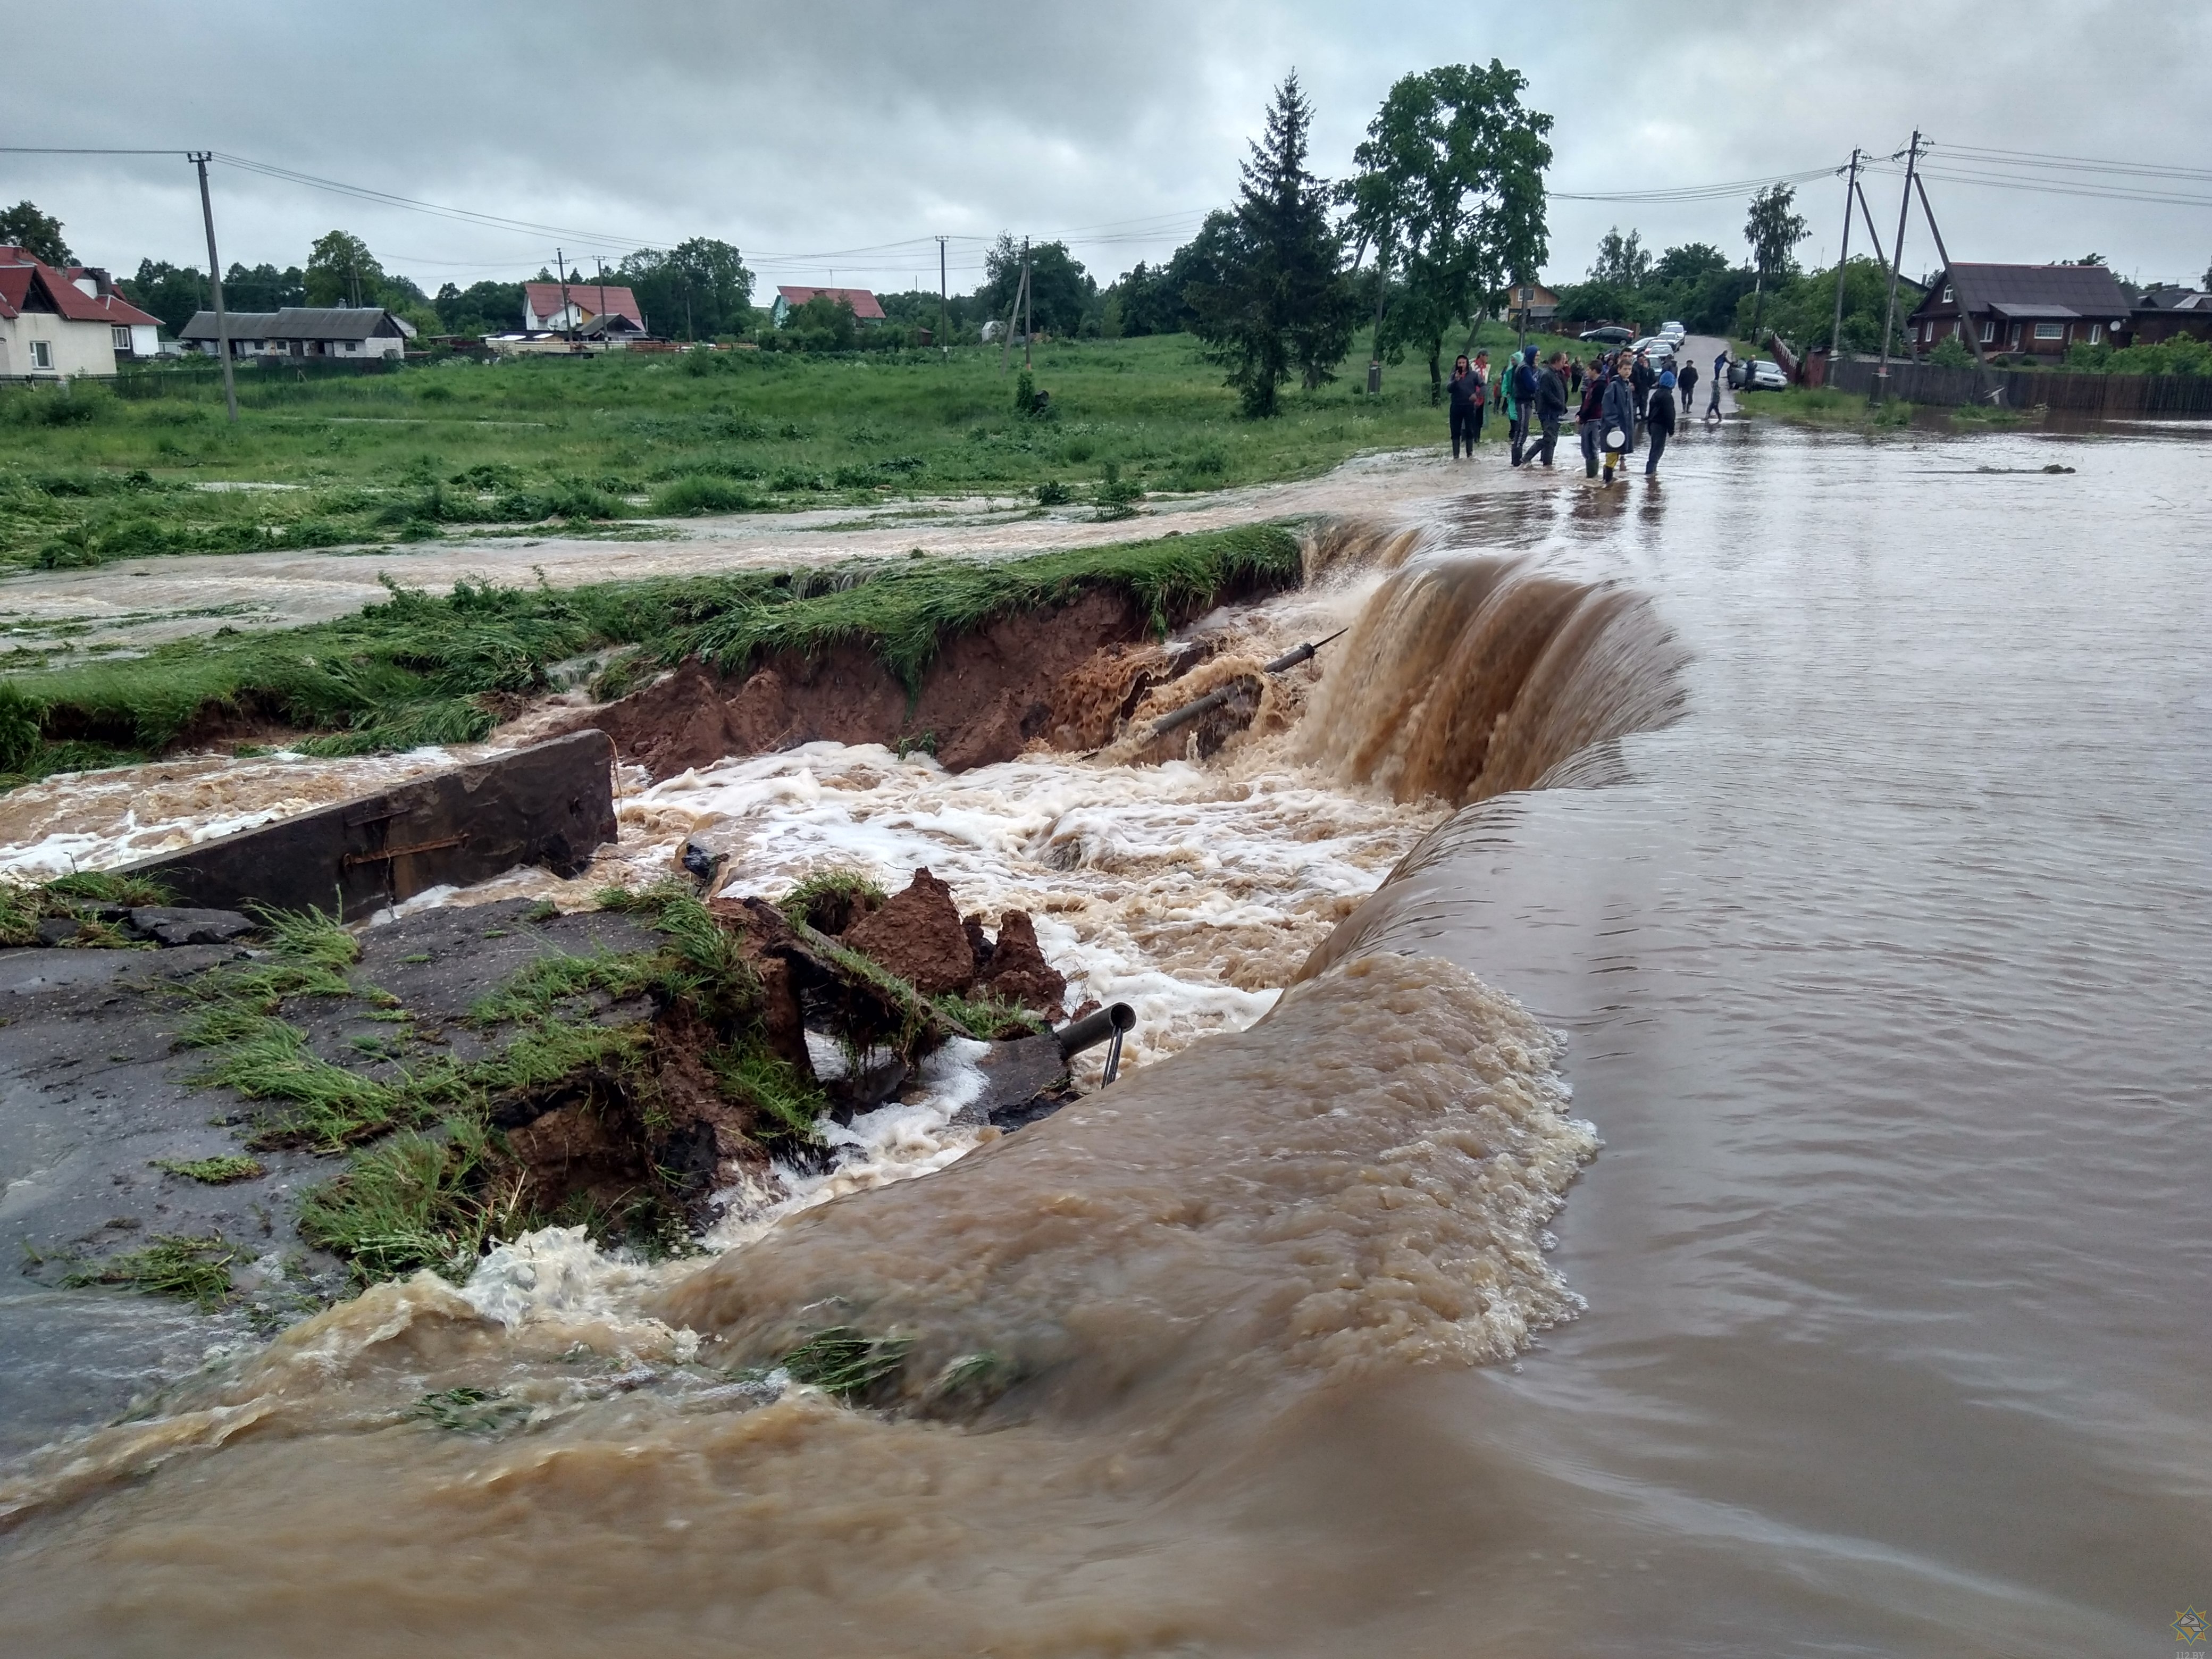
31 865 1077 1315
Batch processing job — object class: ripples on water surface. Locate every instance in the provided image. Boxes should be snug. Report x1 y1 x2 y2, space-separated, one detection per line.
2 423 2207 1655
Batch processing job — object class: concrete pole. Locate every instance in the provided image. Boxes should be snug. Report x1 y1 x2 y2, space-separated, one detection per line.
1873 131 1921 404
1828 149 1860 371
190 153 238 424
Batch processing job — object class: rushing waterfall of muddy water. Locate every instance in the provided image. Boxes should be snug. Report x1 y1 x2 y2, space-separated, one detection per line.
4 424 2210 1655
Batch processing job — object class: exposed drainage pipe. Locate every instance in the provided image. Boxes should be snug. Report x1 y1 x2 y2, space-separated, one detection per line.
1054 1001 1135 1060
1144 629 1349 741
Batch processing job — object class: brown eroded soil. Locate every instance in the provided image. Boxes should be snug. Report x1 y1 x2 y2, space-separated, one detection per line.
549 589 1222 780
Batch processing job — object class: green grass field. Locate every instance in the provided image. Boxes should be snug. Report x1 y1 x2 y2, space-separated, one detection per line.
0 325 1543 573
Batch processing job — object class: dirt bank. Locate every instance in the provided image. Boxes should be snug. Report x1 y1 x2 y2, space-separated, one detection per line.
556 588 1236 779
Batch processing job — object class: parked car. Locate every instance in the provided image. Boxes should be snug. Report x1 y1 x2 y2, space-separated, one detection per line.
1628 337 1677 364
1657 320 1687 345
1578 324 1634 345
1727 358 1790 391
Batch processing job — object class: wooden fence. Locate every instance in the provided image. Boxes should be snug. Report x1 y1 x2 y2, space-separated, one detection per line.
1825 357 2212 417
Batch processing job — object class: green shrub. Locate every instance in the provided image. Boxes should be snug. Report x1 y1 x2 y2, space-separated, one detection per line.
649 475 760 515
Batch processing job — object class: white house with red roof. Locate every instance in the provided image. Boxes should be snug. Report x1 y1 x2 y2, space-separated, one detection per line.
771 285 884 327
522 279 644 334
0 246 162 379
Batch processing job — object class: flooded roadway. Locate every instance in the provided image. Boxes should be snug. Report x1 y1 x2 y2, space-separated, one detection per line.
1 414 2206 1655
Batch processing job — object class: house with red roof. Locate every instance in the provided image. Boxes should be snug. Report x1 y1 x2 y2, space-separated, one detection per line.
0 246 162 379
522 279 644 334
771 286 884 327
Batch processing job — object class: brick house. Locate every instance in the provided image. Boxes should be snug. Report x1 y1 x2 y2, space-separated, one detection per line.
0 245 162 378
1907 263 2131 358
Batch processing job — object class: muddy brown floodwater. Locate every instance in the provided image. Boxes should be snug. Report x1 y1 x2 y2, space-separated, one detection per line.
1 418 2207 1655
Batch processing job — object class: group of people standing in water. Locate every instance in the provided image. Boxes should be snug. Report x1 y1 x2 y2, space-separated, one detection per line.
1446 341 1727 485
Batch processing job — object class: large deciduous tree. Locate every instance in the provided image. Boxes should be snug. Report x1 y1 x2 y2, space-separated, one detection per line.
619 239 753 339
1188 72 1358 417
977 237 1096 337
1744 183 1808 350
1344 60 1552 401
305 230 388 308
0 201 73 267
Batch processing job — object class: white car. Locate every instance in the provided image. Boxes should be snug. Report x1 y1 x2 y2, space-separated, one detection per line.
1747 358 1788 390
1657 320 1687 344
1627 337 1677 364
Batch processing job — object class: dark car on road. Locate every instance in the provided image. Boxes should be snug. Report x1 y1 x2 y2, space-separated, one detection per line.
1578 324 1635 346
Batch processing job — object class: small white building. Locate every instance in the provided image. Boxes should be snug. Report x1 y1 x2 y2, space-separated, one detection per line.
179 306 416 360
0 246 162 379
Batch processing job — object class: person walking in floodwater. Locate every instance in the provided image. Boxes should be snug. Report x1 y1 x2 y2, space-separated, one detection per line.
1534 350 1570 468
1676 356 1699 420
1576 351 1609 478
1630 348 1656 446
1599 355 1637 485
1645 366 1678 476
1447 354 1483 459
1507 344 1540 466
1706 348 1730 423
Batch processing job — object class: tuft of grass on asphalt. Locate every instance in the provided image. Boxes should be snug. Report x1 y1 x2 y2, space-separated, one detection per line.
153 1154 267 1185
63 1234 241 1309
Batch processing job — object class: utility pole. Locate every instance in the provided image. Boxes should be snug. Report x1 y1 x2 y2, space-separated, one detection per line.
188 152 238 425
999 239 1030 375
1828 148 1861 368
1913 171 1994 386
556 248 573 341
936 234 949 356
593 254 609 335
1021 237 1034 371
1873 130 1921 405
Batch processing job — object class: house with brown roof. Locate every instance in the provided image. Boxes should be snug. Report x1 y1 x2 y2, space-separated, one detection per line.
771 285 884 327
0 246 162 379
1907 263 2132 359
522 280 644 334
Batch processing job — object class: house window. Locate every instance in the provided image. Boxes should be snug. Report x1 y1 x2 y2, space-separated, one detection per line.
1942 284 1954 303
113 326 131 351
2088 323 2102 344
1979 321 1995 343
29 340 52 369
2034 322 2064 341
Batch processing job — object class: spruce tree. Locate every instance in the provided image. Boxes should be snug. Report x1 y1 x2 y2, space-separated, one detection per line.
1191 72 1356 417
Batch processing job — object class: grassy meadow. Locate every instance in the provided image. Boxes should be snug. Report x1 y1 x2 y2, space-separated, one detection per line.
0 326 1536 573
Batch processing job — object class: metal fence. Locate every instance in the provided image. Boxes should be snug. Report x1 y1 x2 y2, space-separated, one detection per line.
1825 357 2212 417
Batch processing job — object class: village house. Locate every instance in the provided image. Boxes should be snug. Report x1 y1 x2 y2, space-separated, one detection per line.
1906 263 2131 359
2126 285 2212 347
179 306 416 360
770 285 884 327
1504 281 1560 329
522 279 644 334
0 245 162 378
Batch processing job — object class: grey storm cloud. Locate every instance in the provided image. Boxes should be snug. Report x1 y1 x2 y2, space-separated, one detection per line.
9 0 2210 296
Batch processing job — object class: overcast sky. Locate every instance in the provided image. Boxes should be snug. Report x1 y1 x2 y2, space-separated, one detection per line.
9 0 2209 300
